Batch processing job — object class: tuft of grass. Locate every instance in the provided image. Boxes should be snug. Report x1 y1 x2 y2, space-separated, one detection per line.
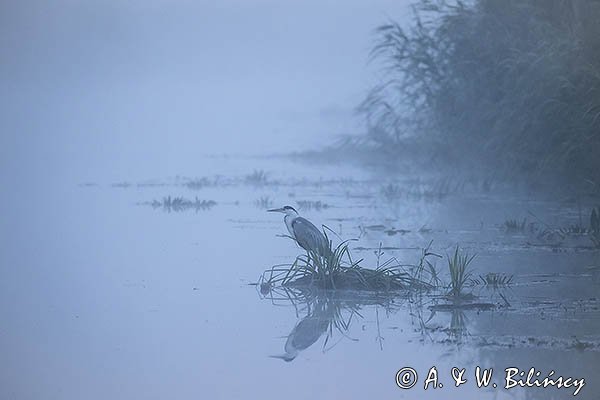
447 246 476 297
260 235 438 291
410 240 442 288
503 218 528 233
560 224 588 235
381 183 402 200
244 169 269 186
296 200 330 211
184 177 212 190
254 196 273 209
148 196 216 212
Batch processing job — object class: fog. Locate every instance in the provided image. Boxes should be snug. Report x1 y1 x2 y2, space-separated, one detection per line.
1 0 408 183
2 1 599 399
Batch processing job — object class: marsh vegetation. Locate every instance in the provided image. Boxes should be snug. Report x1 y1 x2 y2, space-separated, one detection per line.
259 240 440 292
142 196 217 212
80 154 600 395
14 0 600 396
503 207 600 248
259 235 500 309
357 0 600 190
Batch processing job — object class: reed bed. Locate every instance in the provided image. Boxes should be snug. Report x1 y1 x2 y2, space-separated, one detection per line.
360 0 600 188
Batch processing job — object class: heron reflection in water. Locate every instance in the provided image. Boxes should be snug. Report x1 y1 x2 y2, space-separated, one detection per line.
270 298 335 362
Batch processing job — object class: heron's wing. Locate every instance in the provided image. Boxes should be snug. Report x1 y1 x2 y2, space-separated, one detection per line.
291 217 330 254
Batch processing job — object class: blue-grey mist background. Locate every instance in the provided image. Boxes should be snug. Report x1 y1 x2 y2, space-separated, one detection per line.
1 0 408 184
0 1 424 398
3 2 599 400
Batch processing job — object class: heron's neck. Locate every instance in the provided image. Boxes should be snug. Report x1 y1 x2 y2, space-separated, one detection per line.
283 213 298 237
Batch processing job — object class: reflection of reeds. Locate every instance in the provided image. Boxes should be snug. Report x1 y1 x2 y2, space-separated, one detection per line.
262 288 403 360
258 278 490 352
448 309 469 341
148 196 216 212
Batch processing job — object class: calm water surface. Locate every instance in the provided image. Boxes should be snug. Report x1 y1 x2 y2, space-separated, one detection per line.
1 156 598 399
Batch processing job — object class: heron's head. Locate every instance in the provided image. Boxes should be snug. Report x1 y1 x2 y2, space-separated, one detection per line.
267 205 298 217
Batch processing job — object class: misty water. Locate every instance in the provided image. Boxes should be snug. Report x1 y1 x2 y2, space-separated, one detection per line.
3 155 598 399
3 2 600 397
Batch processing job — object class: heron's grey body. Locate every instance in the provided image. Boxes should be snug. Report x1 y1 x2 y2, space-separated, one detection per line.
269 206 331 257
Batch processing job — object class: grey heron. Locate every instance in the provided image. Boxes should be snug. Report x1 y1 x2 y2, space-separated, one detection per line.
268 206 331 257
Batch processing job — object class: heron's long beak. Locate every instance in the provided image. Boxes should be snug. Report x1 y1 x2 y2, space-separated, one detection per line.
267 208 284 213
269 354 296 362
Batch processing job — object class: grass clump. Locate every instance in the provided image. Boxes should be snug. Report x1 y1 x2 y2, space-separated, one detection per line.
254 196 274 209
470 272 513 287
111 181 131 188
184 177 213 190
296 200 330 211
503 218 528 233
244 169 270 186
381 183 403 200
260 236 438 292
148 196 216 212
447 246 475 297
